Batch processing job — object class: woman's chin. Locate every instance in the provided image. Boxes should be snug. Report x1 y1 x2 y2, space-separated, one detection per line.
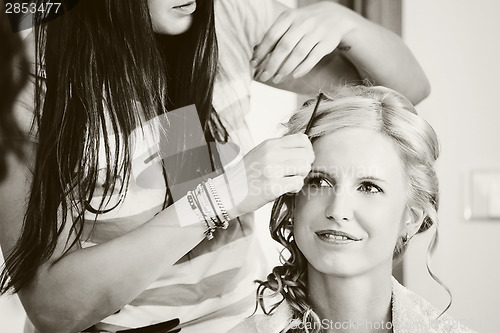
152 17 193 35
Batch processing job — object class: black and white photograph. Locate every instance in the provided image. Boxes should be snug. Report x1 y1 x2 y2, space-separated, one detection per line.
0 0 498 332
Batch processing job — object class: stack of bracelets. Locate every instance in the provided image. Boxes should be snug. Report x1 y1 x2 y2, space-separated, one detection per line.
186 178 231 240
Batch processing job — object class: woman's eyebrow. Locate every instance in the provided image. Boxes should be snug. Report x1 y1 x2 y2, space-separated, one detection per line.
309 169 388 184
358 176 387 183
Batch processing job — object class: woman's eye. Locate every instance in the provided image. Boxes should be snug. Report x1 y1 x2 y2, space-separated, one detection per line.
358 182 383 194
306 176 332 188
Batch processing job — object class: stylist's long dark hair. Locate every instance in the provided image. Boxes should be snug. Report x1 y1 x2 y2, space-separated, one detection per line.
1 0 226 293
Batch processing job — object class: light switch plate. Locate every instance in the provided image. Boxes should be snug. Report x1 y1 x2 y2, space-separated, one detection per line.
465 170 500 220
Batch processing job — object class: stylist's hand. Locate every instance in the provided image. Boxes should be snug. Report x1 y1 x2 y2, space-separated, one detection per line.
215 134 314 219
252 1 358 84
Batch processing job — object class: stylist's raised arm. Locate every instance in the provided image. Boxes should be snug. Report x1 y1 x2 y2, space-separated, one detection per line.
253 1 430 104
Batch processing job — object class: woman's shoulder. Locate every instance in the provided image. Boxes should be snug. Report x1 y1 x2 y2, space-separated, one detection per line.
228 300 294 333
391 277 477 333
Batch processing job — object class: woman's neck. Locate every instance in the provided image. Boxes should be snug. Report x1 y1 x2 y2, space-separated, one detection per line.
307 264 393 333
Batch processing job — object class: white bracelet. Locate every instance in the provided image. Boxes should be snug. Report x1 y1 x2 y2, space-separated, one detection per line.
207 178 230 229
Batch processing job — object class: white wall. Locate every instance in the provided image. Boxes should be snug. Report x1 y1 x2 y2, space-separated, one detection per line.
402 1 500 332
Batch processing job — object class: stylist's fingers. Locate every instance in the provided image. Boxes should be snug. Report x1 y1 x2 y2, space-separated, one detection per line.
254 53 270 80
283 159 314 177
276 133 313 149
292 41 339 79
226 133 314 217
277 137 315 163
278 176 306 195
271 34 320 83
255 27 303 82
251 11 293 66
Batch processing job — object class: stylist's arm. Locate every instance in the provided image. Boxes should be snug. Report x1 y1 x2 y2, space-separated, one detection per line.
253 1 430 104
0 128 313 333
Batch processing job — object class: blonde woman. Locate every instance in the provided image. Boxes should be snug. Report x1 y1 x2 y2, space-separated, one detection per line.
231 86 476 333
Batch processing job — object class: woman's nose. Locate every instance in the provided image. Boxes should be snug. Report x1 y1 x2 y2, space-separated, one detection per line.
324 185 354 222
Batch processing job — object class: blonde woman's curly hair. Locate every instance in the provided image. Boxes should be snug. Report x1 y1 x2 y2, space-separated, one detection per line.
257 85 448 333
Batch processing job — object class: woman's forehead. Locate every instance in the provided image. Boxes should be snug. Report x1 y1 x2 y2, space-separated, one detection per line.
312 128 405 181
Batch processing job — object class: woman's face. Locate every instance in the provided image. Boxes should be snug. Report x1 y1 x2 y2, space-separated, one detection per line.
148 0 197 35
294 128 410 278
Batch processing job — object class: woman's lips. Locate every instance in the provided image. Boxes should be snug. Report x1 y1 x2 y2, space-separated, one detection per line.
315 230 361 244
172 1 196 15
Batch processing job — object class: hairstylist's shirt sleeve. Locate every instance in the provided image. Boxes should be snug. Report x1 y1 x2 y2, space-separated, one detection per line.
218 0 280 54
236 0 280 48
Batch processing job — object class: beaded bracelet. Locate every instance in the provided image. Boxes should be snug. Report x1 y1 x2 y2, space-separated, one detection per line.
194 189 216 240
186 178 232 240
195 183 218 230
187 190 215 240
207 178 230 229
201 181 225 229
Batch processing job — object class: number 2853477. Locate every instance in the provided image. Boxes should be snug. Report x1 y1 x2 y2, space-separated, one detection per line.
5 2 62 15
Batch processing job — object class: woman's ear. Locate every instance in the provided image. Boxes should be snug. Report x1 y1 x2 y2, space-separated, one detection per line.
405 206 425 236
